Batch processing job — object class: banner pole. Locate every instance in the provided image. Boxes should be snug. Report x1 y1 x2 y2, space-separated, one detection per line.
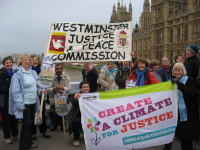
129 61 132 74
62 117 66 135
39 92 45 118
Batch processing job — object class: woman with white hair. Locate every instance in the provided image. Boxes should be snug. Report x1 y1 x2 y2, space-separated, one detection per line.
9 54 45 150
164 63 200 150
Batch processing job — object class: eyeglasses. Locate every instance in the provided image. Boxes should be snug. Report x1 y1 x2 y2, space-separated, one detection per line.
174 70 182 72
82 86 89 88
56 68 62 70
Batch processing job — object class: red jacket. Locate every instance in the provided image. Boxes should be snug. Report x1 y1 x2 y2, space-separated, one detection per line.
128 69 159 86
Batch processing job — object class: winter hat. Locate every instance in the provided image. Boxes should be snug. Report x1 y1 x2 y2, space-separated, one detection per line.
187 44 199 55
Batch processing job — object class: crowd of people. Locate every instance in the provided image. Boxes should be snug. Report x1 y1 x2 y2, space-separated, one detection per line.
0 44 199 150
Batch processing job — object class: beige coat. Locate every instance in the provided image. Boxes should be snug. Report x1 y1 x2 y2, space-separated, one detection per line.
48 73 71 105
98 69 119 91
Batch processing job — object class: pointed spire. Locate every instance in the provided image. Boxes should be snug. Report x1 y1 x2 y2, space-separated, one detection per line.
135 23 139 28
124 4 127 11
129 0 132 12
143 0 150 12
113 3 116 9
121 0 124 8
117 0 120 10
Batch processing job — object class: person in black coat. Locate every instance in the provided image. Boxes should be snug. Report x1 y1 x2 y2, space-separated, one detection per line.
68 81 90 147
115 52 137 89
115 61 130 89
184 44 200 79
164 63 200 150
0 56 19 144
82 63 98 92
184 44 200 150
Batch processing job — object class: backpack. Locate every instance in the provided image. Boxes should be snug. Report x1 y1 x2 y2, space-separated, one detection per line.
119 68 130 81
151 69 162 82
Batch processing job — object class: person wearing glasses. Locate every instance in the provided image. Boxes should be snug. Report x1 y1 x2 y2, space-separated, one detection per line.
68 81 90 147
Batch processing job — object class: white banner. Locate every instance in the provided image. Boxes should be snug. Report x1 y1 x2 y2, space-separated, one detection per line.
45 22 132 62
79 82 178 150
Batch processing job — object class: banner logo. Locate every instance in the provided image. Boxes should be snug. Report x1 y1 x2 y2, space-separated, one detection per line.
48 32 66 54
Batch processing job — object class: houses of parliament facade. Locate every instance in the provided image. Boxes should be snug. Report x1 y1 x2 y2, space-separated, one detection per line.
110 0 200 63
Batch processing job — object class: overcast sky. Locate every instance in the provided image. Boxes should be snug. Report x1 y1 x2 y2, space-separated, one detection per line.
0 0 145 58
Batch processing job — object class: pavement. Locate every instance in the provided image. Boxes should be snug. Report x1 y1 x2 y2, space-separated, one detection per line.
0 120 184 150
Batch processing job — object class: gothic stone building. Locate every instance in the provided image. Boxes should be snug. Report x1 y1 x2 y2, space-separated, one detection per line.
110 1 132 23
133 0 200 63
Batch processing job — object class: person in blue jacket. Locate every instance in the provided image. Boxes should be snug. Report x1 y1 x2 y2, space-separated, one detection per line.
9 54 45 150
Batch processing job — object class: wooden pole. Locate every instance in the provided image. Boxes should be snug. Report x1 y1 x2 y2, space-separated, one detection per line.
39 92 45 118
129 61 132 74
62 117 66 135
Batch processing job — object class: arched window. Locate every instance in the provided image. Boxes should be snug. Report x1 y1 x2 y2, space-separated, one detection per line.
177 27 181 42
185 25 188 41
170 29 173 43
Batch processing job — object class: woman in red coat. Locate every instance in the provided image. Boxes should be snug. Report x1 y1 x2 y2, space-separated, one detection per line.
128 58 159 86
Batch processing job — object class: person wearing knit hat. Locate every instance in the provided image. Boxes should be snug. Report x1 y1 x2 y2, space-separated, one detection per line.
185 44 200 79
185 44 200 150
187 44 199 55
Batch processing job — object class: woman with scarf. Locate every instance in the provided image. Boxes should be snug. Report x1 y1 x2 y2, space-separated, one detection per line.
127 58 159 87
98 61 119 91
0 56 19 144
31 54 51 140
164 63 200 150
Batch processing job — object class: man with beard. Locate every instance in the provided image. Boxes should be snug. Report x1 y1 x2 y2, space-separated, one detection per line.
48 64 71 131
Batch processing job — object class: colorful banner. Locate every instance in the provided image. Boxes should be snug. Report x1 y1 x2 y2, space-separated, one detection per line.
45 22 132 62
79 82 178 150
38 56 55 89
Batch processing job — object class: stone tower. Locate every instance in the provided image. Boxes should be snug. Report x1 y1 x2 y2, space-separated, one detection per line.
133 0 200 63
140 0 151 31
110 0 132 23
133 0 152 59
